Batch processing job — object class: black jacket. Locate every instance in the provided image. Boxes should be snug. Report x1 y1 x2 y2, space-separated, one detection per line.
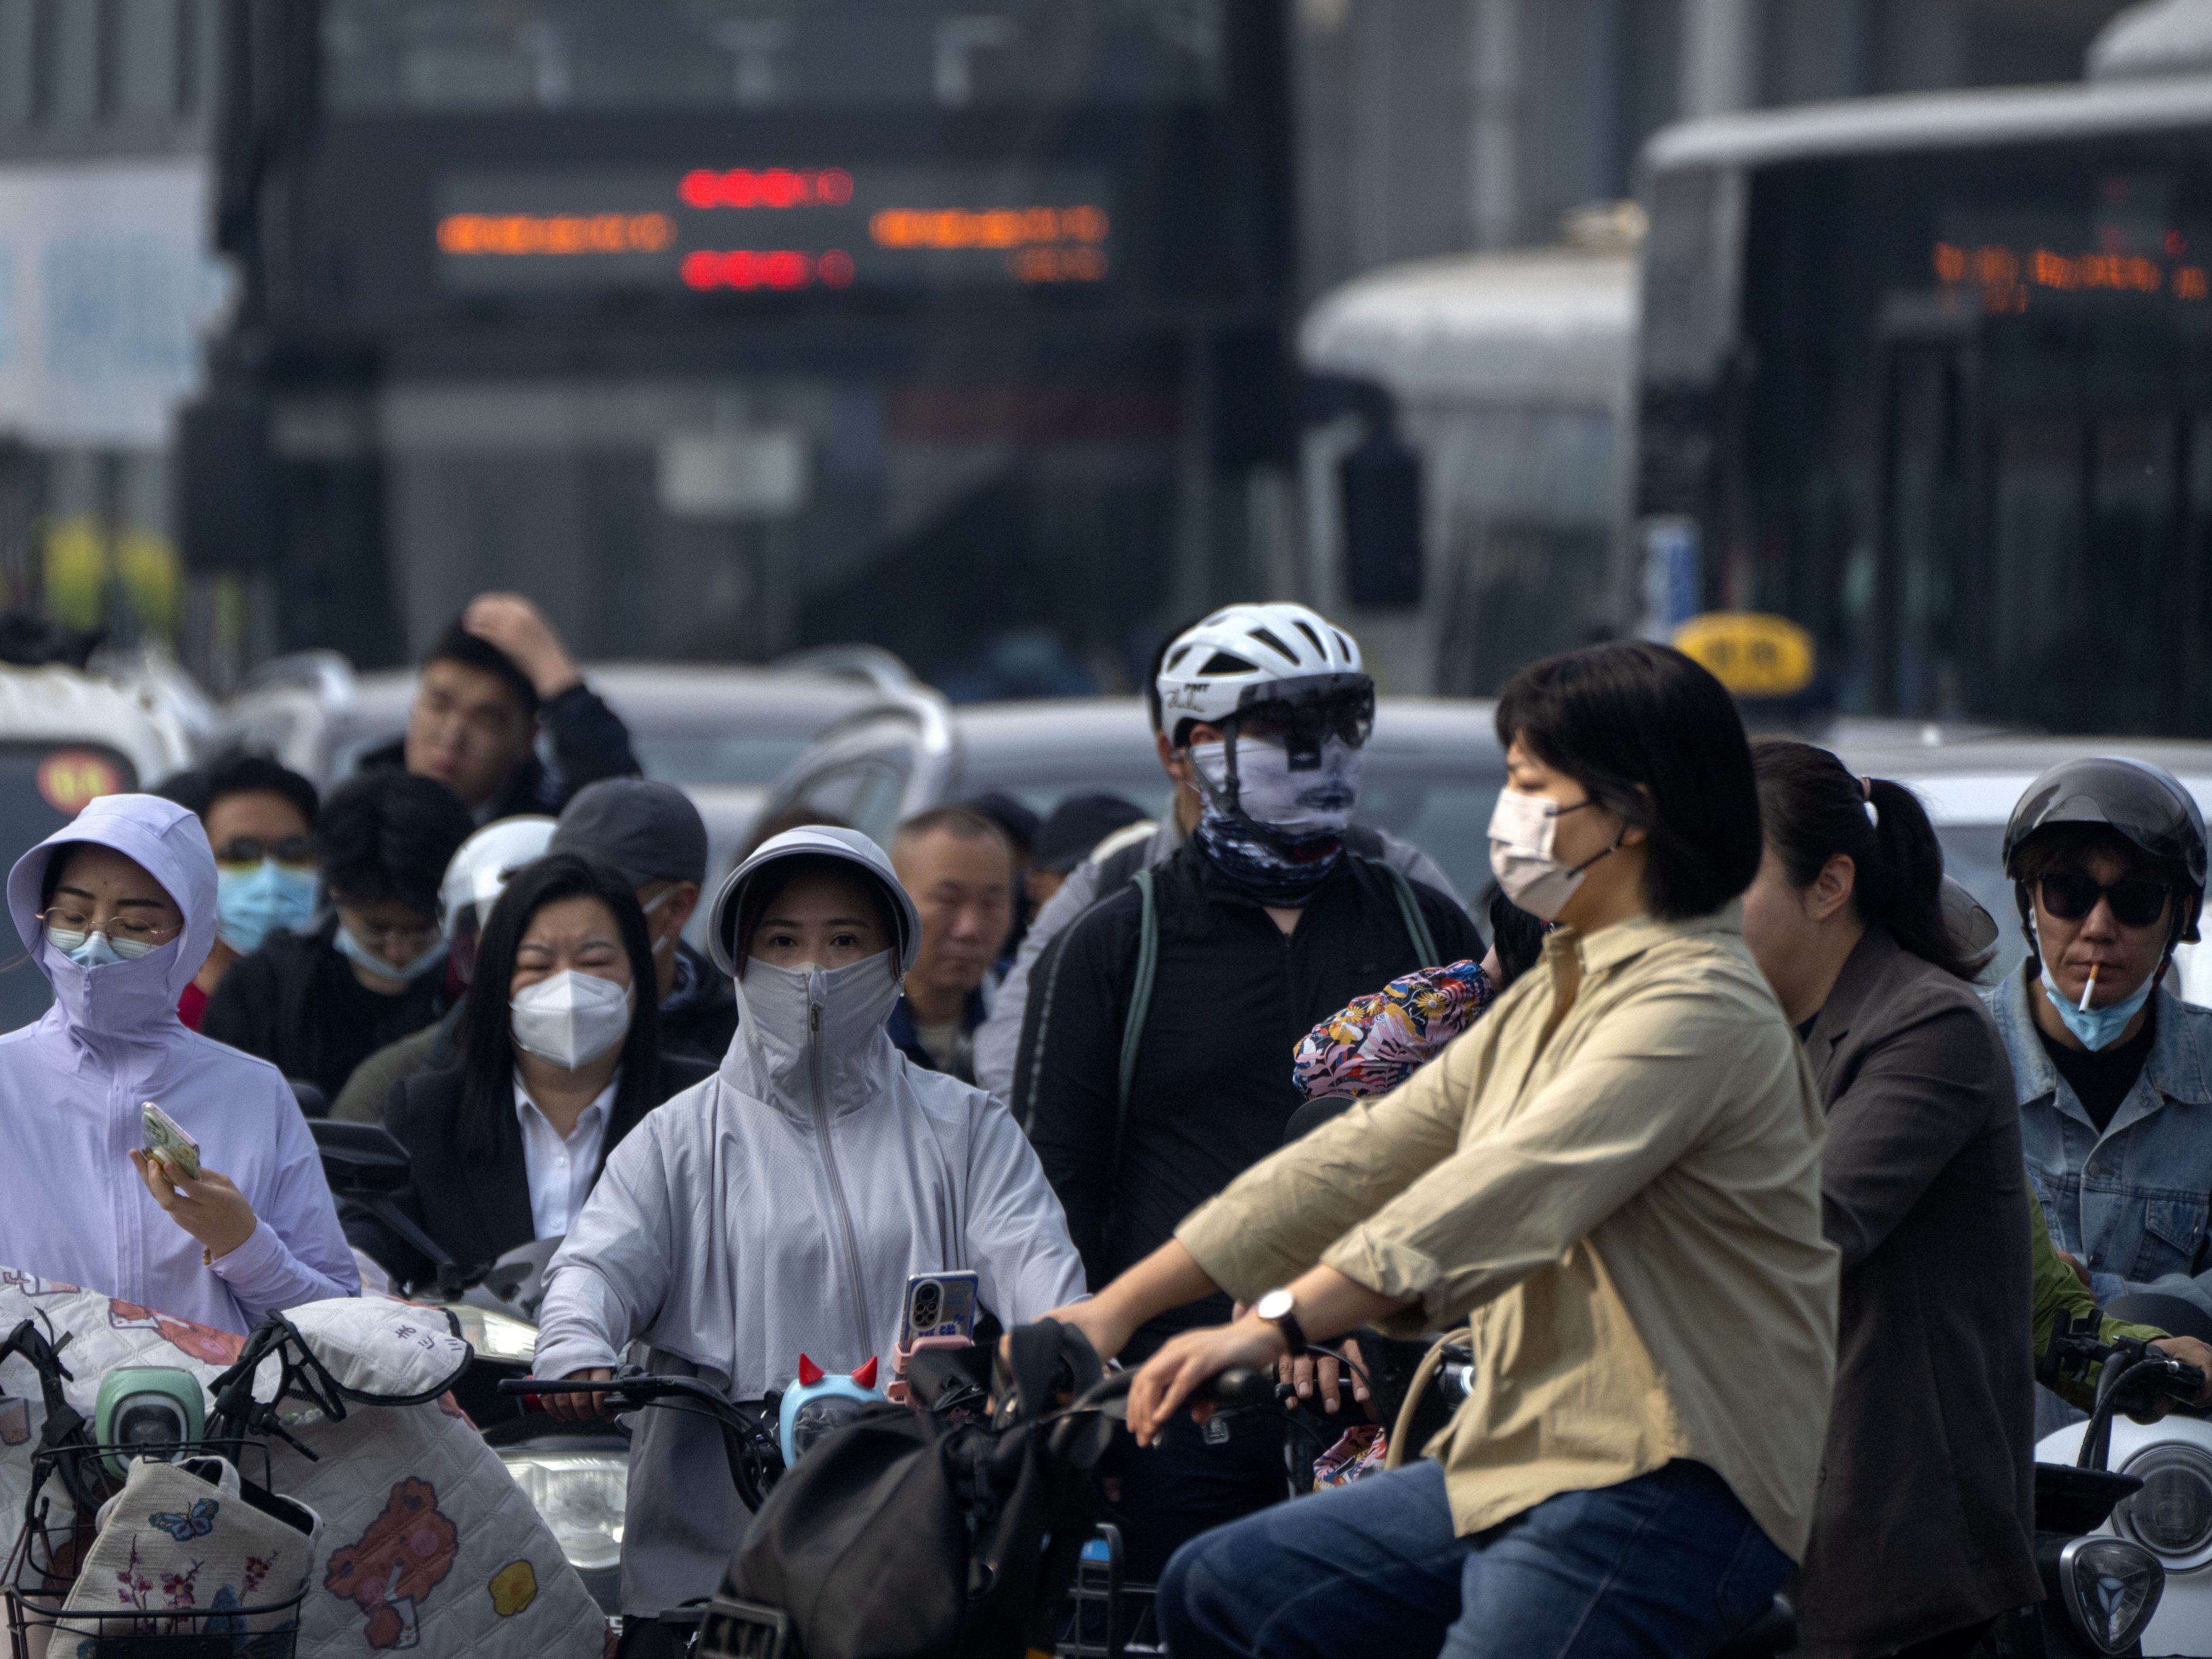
659 940 738 1064
343 1048 713 1288
1016 840 1479 1357
360 680 640 821
202 918 450 1104
1792 926 2039 1657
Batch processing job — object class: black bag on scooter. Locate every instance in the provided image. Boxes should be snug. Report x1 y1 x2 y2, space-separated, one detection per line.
719 1319 1109 1659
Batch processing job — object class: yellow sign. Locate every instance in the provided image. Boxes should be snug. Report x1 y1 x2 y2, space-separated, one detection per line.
1672 611 1817 699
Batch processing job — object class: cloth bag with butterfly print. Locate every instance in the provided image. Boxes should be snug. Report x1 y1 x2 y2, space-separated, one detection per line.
61 1451 319 1641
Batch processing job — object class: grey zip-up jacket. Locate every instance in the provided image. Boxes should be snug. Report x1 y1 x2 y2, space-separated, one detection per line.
533 826 1086 1612
973 812 1465 1100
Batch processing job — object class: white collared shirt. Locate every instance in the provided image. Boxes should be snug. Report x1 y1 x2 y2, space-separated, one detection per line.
513 1072 617 1240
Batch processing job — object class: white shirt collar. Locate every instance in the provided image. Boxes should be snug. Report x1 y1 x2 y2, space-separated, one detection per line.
512 1071 618 1241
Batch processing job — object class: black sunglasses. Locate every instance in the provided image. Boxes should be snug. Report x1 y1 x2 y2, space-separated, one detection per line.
2038 872 2171 930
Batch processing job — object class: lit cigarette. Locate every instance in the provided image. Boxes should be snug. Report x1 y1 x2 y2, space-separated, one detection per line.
2080 966 2098 1013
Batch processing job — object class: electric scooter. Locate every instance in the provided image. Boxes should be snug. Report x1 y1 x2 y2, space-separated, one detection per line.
311 1120 632 1612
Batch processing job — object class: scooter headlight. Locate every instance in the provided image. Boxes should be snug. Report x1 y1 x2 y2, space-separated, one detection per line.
2056 1535 2163 1654
501 1450 627 1572
450 1306 538 1365
2116 1443 2212 1568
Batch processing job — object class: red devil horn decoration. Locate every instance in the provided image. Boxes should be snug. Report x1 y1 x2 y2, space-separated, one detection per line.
851 1356 878 1390
796 1355 824 1387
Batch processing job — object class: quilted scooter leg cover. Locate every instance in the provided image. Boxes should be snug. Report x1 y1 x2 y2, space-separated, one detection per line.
0 1272 607 1659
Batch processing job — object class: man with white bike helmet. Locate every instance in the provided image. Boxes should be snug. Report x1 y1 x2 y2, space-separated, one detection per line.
1986 758 2212 1340
1018 601 1481 1578
976 605 1464 1101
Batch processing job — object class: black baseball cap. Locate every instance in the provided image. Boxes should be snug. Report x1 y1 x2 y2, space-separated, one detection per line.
551 778 708 889
1035 793 1150 874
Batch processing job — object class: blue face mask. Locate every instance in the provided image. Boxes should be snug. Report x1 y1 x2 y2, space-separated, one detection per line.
216 861 319 956
334 922 448 985
2040 959 2157 1052
47 927 154 970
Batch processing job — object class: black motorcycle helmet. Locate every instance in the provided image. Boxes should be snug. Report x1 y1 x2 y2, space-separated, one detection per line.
2002 756 2208 951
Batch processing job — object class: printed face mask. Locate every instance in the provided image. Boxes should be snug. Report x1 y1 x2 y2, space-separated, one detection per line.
215 860 319 956
334 923 448 985
1487 790 1615 923
1190 734 1365 839
510 970 634 1070
47 926 156 968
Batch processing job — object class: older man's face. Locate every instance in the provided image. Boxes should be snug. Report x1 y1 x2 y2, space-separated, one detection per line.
893 828 1014 998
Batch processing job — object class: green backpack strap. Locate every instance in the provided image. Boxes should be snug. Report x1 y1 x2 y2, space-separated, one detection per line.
1115 867 1161 1127
1372 858 1439 966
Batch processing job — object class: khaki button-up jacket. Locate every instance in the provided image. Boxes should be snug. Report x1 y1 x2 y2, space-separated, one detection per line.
1175 904 1838 1558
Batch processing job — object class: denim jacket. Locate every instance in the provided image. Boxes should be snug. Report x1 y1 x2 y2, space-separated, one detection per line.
1987 966 2212 1320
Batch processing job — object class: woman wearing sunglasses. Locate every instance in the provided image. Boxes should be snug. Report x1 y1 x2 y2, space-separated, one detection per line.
1988 758 2212 1343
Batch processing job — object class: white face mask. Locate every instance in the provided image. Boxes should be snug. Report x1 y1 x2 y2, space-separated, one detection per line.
1190 734 1365 838
510 970 632 1070
1487 790 1615 922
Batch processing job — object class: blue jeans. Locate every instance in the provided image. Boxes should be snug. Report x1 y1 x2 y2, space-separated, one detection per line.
1159 1457 1792 1659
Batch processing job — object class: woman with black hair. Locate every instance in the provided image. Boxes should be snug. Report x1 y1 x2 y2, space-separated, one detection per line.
1739 742 2036 1659
342 852 711 1288
1046 641 1837 1659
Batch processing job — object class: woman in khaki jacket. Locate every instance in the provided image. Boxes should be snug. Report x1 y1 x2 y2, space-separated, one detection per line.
1047 640 1838 1659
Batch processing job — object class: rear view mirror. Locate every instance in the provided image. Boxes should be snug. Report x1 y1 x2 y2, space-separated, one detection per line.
309 1119 413 1197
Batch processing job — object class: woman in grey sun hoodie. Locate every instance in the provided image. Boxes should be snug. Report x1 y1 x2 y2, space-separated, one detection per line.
533 824 1086 1618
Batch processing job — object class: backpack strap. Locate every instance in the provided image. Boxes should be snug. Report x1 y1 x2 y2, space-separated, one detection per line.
1366 856 1439 966
1115 867 1160 1128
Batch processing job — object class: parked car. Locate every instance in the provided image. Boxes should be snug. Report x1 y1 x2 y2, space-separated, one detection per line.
0 663 195 1030
755 694 1506 902
207 651 915 922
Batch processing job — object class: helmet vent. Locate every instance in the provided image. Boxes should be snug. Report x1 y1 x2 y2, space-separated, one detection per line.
1332 630 1354 657
1291 619 1325 655
1246 627 1295 661
1165 645 1191 673
1199 651 1257 676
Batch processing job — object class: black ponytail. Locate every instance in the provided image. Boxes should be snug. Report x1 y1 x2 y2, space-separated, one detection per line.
1751 738 1983 981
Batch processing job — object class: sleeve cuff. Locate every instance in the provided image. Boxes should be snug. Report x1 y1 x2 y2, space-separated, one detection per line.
530 1333 623 1381
206 1221 289 1299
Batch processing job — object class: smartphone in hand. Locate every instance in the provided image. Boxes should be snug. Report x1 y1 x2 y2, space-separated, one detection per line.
900 1271 980 1348
140 1101 200 1182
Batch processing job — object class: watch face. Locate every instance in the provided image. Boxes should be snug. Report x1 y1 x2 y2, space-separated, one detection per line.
1256 1290 1293 1322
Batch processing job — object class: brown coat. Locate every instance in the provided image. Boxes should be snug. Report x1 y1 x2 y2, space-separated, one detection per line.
1792 927 2039 1657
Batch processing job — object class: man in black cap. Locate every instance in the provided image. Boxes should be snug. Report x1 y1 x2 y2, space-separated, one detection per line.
550 778 737 1064
1029 793 1149 915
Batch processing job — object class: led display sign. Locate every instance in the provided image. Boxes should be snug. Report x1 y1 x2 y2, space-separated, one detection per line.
436 165 1112 293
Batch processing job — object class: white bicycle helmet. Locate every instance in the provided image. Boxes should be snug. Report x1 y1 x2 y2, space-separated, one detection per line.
439 814 557 943
1154 603 1371 743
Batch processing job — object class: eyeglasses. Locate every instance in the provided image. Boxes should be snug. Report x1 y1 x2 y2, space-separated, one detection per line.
214 836 314 867
2038 872 2172 930
338 914 443 949
36 906 180 944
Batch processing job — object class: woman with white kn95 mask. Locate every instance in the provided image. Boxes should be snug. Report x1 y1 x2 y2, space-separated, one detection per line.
529 824 1087 1628
340 851 712 1291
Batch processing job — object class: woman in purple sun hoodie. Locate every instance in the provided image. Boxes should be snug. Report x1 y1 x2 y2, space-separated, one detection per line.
0 793 356 1334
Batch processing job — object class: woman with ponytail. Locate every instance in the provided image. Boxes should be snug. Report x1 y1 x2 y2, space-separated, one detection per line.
1742 739 2036 1659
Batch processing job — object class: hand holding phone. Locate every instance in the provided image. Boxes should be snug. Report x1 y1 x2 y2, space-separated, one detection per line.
140 1102 200 1182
